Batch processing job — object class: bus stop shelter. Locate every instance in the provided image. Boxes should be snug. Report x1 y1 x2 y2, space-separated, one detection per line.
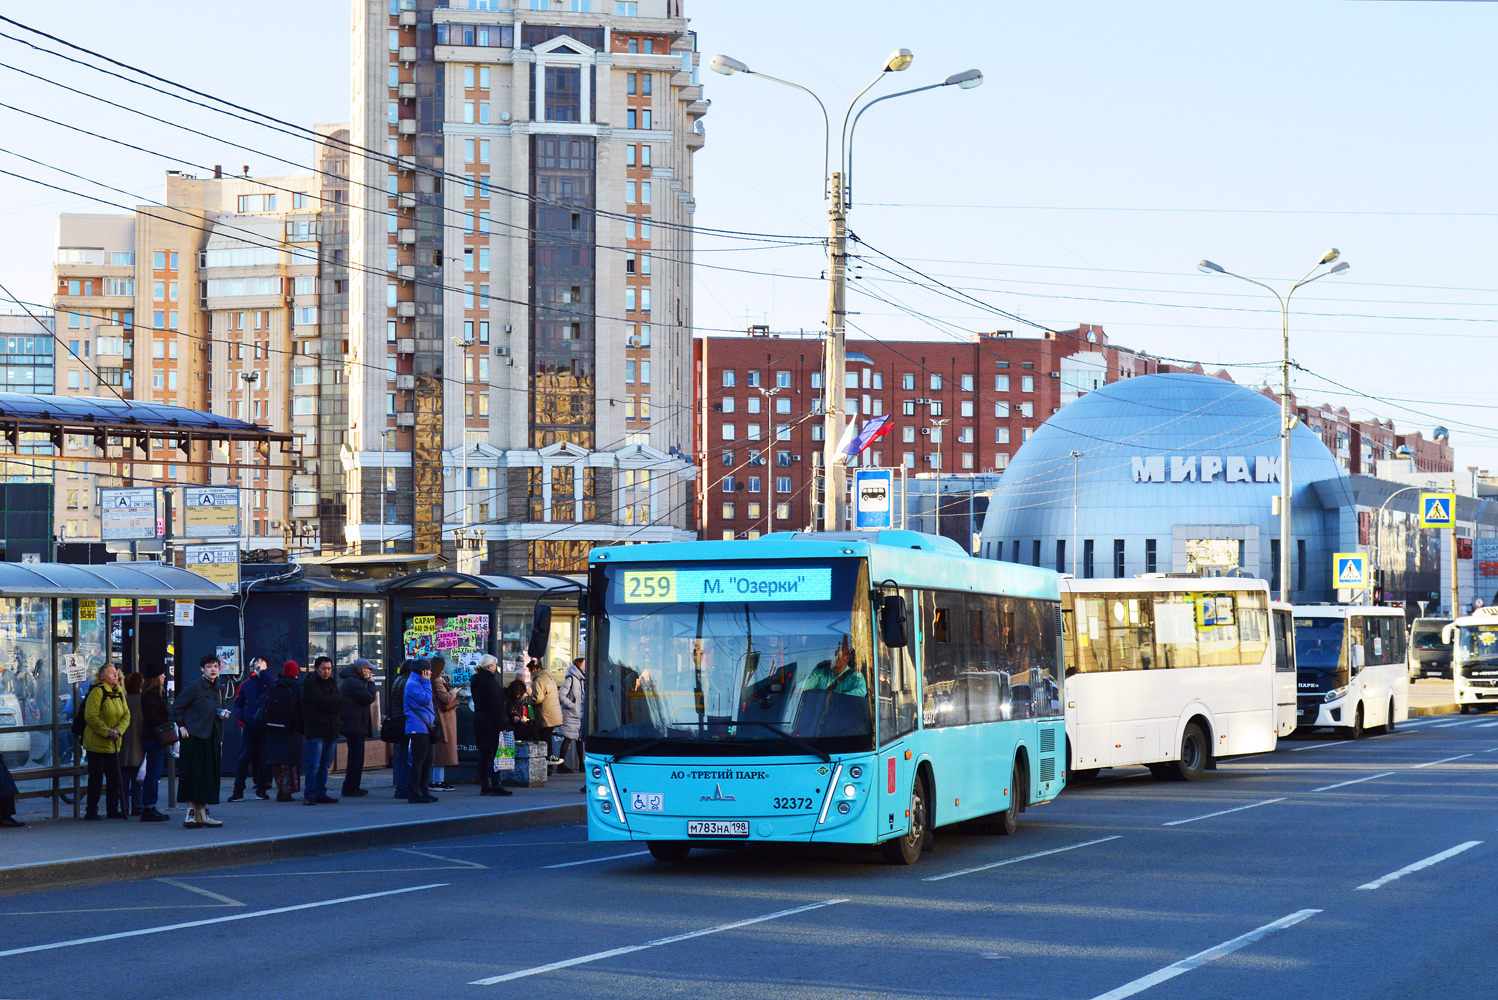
0 562 235 816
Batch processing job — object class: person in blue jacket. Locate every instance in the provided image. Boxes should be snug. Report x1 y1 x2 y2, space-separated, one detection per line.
403 660 437 804
228 658 274 802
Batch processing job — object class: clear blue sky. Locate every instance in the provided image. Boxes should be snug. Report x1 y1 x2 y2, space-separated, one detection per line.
2 2 1497 468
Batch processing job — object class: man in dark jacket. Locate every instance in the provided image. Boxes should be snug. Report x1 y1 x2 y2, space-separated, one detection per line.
301 656 345 806
389 660 413 798
228 658 273 802
470 655 513 796
338 658 377 798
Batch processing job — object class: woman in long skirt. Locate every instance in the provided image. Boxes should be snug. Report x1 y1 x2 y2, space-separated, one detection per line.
172 653 230 829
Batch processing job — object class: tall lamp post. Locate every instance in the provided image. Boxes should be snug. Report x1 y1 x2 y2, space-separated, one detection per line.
1370 485 1421 607
929 416 949 537
1198 251 1350 602
1069 450 1083 576
710 51 982 531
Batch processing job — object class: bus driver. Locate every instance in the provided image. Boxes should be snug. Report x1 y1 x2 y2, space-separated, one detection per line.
804 636 868 698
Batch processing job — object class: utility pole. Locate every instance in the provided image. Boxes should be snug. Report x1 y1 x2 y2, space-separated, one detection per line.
759 384 780 537
821 172 848 531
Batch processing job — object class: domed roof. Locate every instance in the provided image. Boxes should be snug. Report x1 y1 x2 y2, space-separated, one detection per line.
981 372 1344 548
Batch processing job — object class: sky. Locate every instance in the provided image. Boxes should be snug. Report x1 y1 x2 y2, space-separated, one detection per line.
2 2 1498 468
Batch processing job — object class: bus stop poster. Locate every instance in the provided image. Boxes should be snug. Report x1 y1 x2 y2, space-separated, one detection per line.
403 613 491 683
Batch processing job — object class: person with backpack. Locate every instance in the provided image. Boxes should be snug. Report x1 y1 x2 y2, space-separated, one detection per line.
301 656 344 806
228 657 273 802
338 658 377 798
172 653 230 829
258 661 304 802
82 663 130 820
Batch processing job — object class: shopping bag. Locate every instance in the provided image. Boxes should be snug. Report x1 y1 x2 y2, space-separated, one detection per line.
495 731 516 772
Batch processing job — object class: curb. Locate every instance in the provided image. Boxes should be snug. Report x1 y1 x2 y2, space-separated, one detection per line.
0 802 584 898
1412 704 1461 717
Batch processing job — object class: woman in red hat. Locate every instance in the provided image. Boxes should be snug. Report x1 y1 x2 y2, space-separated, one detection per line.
257 661 305 802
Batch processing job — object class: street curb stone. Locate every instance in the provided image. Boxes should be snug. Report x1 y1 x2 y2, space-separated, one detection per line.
0 802 584 898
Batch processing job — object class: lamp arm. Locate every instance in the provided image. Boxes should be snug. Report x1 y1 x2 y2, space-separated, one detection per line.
839 68 897 191
743 70 831 195
845 82 944 207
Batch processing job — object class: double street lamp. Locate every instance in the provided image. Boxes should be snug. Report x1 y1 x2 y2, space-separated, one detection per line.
710 50 982 530
1197 250 1350 602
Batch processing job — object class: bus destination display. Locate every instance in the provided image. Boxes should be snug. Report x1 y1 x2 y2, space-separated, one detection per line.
621 567 833 604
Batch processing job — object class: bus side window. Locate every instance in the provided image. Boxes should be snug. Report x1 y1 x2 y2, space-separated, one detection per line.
1349 617 1365 675
877 588 919 744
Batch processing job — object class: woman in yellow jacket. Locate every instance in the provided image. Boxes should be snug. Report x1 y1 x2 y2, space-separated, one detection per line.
82 663 130 820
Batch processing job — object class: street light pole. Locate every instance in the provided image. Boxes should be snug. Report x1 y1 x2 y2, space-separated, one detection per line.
1198 251 1349 602
710 50 981 532
759 385 780 537
1371 485 1422 607
1069 450 1083 576
929 417 948 537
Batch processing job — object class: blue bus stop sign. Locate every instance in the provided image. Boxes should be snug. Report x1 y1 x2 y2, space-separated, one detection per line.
854 469 894 529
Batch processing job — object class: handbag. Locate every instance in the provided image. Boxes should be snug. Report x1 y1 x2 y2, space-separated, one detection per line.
153 721 180 746
494 731 515 772
379 714 401 743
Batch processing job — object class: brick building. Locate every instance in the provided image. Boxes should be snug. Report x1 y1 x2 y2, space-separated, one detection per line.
692 324 1174 540
1275 394 1452 476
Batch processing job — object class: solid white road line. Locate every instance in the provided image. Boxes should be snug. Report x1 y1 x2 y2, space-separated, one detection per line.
1162 798 1285 827
1411 753 1473 769
0 884 446 959
543 851 651 869
1087 909 1321 1000
1476 721 1498 728
1356 841 1483 891
155 877 243 907
1290 742 1344 752
469 898 849 984
1312 772 1395 792
921 836 1122 882
395 847 487 869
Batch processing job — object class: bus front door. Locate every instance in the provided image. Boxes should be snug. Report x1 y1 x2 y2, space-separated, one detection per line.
1273 610 1298 737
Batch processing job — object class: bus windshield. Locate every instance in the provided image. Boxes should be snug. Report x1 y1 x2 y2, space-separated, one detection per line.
588 559 875 755
1457 624 1498 666
1294 618 1346 672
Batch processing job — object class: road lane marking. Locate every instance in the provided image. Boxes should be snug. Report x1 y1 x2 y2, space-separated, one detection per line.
1411 753 1473 769
156 878 243 907
0 884 446 959
543 851 651 869
1356 841 1482 890
1476 722 1498 728
469 898 849 984
1162 798 1285 827
395 847 487 869
921 836 1122 882
1290 742 1343 752
1313 772 1394 792
1432 720 1483 728
1087 909 1320 1000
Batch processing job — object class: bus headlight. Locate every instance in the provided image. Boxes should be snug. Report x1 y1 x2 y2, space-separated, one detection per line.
837 801 851 815
601 801 613 814
1324 686 1348 703
595 784 610 798
848 765 863 779
843 783 857 798
591 765 603 779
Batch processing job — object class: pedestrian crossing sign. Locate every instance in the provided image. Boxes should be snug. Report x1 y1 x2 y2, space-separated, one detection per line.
1420 492 1457 529
1334 552 1367 589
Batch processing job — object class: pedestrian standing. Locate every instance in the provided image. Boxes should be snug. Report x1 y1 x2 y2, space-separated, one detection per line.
136 663 170 822
173 653 230 829
470 655 513 797
430 657 458 791
122 672 146 816
338 658 376 797
527 657 563 765
82 663 130 820
557 656 586 774
228 657 273 802
258 661 304 802
301 656 344 805
386 659 413 798
404 660 437 804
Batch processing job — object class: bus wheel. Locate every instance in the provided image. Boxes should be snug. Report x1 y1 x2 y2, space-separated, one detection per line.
1384 699 1397 734
1461 704 1472 715
882 775 928 865
995 761 1024 836
1173 723 1208 781
647 841 691 862
1342 704 1365 740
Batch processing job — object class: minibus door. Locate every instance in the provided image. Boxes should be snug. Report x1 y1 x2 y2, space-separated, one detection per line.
1273 610 1298 737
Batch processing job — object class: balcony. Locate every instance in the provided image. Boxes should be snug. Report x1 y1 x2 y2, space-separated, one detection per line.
398 192 416 210
397 374 416 390
398 119 417 136
397 264 416 281
396 412 416 426
397 338 416 354
398 46 417 63
397 228 416 244
399 82 416 100
396 301 416 318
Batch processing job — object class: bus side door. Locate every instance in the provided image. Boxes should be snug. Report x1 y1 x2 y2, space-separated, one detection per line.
877 589 920 841
1273 609 1298 737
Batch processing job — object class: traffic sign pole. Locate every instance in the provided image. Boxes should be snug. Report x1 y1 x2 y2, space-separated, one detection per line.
1451 478 1460 618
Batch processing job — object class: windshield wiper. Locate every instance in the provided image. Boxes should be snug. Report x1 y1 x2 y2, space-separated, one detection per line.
732 720 832 762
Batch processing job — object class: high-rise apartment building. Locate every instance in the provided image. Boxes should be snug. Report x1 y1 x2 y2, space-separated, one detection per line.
347 0 706 573
47 135 351 547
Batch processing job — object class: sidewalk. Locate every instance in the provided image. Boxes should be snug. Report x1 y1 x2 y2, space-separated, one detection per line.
0 769 585 897
1409 677 1459 717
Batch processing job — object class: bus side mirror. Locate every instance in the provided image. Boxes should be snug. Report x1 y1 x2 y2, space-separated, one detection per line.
528 605 553 660
1443 623 1457 645
880 595 908 648
1351 643 1365 672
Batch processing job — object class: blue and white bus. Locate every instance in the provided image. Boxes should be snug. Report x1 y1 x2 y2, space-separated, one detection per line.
559 530 1066 865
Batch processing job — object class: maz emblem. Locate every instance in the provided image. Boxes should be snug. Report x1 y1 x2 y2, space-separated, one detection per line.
700 783 737 802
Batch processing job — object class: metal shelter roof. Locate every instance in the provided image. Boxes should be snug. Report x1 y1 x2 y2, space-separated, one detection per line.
0 561 236 600
381 572 581 596
0 392 292 444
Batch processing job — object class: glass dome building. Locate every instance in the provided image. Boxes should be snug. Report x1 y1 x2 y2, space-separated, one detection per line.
978 372 1348 601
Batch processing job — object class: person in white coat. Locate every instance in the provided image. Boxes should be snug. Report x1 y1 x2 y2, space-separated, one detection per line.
556 657 585 774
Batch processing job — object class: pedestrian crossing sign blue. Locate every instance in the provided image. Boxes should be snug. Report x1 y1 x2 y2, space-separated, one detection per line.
1420 492 1456 529
1334 552 1367 589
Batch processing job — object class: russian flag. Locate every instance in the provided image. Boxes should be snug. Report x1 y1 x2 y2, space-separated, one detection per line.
836 414 893 461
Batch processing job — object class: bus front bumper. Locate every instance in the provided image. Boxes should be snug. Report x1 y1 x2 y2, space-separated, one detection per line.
1456 679 1498 705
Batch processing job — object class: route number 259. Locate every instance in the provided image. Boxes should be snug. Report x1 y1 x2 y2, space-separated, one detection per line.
622 571 676 603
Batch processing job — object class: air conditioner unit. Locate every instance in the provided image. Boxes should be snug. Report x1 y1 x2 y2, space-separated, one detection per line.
398 9 416 25
397 374 416 390
397 154 417 173
1050 371 1060 378
398 119 417 137
397 338 416 354
792 454 801 462
398 45 417 64
494 346 509 356
398 192 416 210
920 427 930 436
398 264 415 281
396 302 416 318
398 82 416 100
397 228 416 244
396 412 416 426
270 520 280 528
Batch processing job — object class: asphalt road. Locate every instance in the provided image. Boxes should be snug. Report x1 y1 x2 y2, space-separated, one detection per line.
4 712 1498 1000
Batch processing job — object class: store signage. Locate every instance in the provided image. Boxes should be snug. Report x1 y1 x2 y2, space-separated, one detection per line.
100 487 159 540
1130 456 1280 484
621 567 833 604
184 487 241 538
1476 538 1498 578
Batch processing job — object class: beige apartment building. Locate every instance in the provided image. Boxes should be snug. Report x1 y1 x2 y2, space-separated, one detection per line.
346 0 707 573
48 130 351 549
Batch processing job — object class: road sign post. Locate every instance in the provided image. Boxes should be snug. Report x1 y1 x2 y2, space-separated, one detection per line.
1334 552 1367 594
853 468 894 530
183 542 241 591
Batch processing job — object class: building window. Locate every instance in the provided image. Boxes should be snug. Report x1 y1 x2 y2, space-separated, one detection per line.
930 374 942 390
721 423 735 440
1022 375 1035 392
544 66 583 122
1083 540 1095 579
1145 538 1158 575
748 476 761 493
1113 539 1125 578
960 401 974 418
776 476 791 493
775 371 791 388
722 502 735 520
722 370 735 387
960 375 974 391
996 374 1010 392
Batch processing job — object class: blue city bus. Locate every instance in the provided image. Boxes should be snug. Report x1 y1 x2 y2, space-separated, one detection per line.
555 529 1066 865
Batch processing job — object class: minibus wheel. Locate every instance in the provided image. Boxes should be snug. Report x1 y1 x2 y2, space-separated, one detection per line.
1384 699 1397 734
1173 722 1208 781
